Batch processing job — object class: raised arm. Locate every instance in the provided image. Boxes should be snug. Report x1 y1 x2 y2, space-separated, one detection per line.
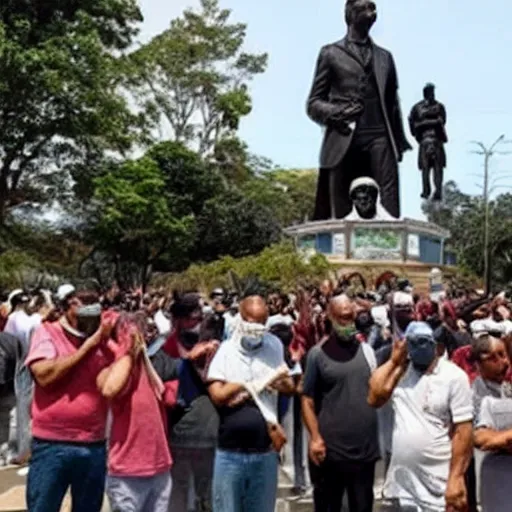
97 355 133 399
368 339 408 408
30 329 104 388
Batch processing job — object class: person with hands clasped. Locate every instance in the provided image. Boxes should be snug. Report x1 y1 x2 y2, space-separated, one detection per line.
25 289 118 512
207 294 294 512
98 314 172 512
368 322 473 512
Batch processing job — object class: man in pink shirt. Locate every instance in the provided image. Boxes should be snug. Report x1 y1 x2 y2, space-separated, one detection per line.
25 288 115 512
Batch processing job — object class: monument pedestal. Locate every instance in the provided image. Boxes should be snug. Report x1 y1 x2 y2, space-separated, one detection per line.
285 218 455 293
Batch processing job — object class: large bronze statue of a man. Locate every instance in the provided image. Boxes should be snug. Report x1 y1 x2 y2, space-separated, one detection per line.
307 0 411 220
408 83 448 201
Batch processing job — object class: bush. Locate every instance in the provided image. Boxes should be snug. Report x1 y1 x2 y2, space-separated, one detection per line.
153 242 332 293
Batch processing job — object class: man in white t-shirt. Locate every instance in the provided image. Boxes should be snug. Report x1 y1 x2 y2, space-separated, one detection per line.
368 322 473 512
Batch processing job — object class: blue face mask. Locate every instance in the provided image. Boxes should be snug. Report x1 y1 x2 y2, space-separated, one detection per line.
241 334 264 351
407 336 437 371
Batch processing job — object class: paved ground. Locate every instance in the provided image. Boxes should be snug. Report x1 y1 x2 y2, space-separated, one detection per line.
0 464 386 511
0 466 110 512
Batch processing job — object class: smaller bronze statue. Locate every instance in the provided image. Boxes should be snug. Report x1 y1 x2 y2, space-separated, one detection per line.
345 177 396 221
408 83 448 201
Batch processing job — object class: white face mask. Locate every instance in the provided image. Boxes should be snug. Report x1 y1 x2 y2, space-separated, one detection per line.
240 320 266 351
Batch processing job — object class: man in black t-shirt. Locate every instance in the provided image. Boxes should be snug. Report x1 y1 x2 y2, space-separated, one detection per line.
302 294 378 512
207 295 295 512
0 332 23 459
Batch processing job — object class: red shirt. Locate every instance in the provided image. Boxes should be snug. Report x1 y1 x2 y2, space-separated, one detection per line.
451 344 512 384
163 330 180 358
108 359 172 477
26 322 114 443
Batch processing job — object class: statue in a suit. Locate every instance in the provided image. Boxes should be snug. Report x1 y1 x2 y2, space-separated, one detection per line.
307 0 411 220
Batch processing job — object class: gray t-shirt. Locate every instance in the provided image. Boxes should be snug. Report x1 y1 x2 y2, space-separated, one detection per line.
303 336 379 462
477 395 512 512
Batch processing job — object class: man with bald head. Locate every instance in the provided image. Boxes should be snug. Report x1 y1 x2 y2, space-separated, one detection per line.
302 294 379 512
207 295 294 512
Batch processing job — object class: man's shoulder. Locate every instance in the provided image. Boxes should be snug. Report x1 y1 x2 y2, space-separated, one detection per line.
437 358 469 383
262 332 285 353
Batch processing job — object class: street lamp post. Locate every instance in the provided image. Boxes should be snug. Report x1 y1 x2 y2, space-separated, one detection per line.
470 135 506 294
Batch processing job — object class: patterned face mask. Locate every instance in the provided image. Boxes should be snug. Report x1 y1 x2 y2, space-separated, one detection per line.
240 320 266 351
332 321 356 339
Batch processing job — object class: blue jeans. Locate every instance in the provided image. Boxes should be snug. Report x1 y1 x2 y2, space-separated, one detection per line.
212 449 278 512
27 438 106 512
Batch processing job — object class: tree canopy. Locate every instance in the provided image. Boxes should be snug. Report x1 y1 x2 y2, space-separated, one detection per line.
129 0 267 155
0 0 145 223
423 181 512 290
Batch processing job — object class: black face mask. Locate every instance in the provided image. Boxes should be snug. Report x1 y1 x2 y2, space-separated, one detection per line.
179 324 201 350
76 315 101 337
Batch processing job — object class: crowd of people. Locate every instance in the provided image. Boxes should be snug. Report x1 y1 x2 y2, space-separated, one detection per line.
0 275 511 512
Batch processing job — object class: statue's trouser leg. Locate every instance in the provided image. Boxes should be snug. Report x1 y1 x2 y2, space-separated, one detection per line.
319 161 353 220
313 168 334 220
433 164 443 199
422 167 431 198
329 169 337 219
366 136 399 218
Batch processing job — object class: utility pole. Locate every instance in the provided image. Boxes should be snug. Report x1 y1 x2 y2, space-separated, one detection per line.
471 135 507 294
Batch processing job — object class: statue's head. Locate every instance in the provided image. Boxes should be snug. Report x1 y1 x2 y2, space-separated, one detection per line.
345 0 377 31
349 177 379 219
423 83 436 102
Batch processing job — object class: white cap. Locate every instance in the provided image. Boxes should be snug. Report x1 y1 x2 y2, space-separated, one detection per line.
349 177 379 195
393 291 414 307
57 284 75 302
8 289 23 303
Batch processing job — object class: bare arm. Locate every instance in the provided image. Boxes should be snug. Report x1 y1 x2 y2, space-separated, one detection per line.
302 395 321 440
97 355 133 400
474 427 512 451
208 381 247 407
449 421 473 479
368 358 407 408
445 421 473 511
30 332 102 388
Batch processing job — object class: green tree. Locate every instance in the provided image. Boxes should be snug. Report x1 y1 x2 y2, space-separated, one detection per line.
130 0 268 155
195 188 282 262
91 157 193 290
147 141 222 217
0 0 144 223
242 169 317 227
423 181 512 290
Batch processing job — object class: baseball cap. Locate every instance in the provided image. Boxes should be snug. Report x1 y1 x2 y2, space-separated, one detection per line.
56 284 76 302
405 321 435 343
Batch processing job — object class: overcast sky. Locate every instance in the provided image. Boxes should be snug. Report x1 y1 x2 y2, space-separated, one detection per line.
137 0 512 218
